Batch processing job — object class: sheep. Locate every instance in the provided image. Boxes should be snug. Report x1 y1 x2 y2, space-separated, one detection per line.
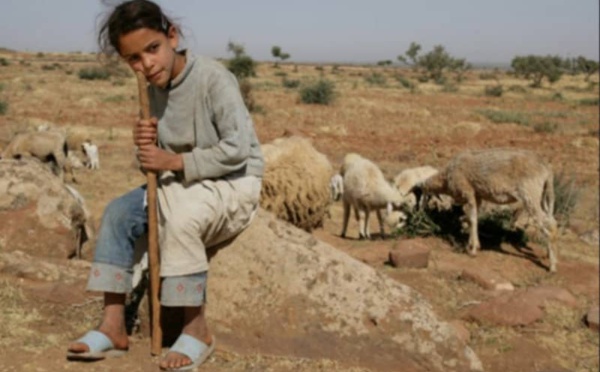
260 135 333 232
393 165 439 209
67 151 85 169
64 184 94 259
82 140 100 170
413 148 558 272
329 173 344 201
1 130 77 183
340 153 405 240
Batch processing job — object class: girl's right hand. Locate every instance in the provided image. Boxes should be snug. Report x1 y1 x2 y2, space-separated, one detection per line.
133 117 158 146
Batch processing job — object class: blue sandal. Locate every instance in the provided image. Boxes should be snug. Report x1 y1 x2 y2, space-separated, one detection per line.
66 330 127 361
163 334 216 371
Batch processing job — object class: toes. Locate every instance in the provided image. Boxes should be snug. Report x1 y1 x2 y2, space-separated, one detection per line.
160 352 191 370
68 342 89 353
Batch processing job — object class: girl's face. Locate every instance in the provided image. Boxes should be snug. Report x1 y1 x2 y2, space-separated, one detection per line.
118 26 184 88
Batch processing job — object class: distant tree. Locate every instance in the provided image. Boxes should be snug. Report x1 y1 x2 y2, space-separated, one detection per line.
511 55 564 88
398 42 470 84
226 41 256 79
575 56 599 82
397 42 421 69
271 45 290 67
227 41 246 58
226 41 257 111
377 60 393 66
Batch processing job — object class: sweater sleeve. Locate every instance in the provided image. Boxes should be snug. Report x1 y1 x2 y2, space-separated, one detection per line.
182 67 251 182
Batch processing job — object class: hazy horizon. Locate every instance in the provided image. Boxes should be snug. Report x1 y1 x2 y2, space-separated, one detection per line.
0 0 598 65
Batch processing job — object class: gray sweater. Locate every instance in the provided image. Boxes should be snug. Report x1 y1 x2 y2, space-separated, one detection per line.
148 52 264 182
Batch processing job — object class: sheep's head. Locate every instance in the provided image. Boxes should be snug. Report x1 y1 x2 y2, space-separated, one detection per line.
385 210 407 231
329 174 344 201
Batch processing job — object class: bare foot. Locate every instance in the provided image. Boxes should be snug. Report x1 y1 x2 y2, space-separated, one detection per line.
159 334 212 370
68 323 129 354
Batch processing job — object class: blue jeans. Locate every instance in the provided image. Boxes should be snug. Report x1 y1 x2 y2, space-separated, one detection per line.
87 185 207 306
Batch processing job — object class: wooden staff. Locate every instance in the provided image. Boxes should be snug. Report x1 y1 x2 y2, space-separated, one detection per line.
135 71 162 356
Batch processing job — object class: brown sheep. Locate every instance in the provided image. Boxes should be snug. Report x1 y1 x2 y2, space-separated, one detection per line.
414 148 558 272
260 136 333 232
1 130 77 183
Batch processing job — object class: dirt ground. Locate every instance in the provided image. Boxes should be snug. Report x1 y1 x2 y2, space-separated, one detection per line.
0 51 598 371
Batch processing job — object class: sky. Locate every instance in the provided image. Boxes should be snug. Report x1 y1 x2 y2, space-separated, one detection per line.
0 0 598 65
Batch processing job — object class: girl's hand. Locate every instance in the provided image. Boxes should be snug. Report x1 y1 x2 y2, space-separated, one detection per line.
137 144 183 172
133 117 158 147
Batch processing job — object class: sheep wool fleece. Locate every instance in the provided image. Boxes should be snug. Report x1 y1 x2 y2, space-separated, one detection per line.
149 52 264 276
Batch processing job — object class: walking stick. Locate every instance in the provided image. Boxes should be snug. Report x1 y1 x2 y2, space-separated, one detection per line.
135 71 162 356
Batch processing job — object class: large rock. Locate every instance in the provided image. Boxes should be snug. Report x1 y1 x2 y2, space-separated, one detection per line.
204 209 482 372
0 159 93 259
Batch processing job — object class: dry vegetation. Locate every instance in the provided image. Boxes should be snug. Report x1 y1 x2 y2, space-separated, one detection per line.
0 50 598 372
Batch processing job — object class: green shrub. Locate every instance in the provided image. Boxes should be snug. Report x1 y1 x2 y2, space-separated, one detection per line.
553 171 580 228
227 55 256 80
364 72 386 86
78 67 111 80
0 58 9 66
395 75 415 89
299 79 335 105
0 100 8 115
578 97 599 106
282 78 300 89
484 85 503 97
395 206 527 250
507 85 527 93
476 109 530 126
533 121 558 133
551 92 564 101
479 72 497 80
441 82 458 92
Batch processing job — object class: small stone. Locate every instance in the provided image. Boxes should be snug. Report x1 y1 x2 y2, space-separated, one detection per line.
389 239 431 269
586 306 599 331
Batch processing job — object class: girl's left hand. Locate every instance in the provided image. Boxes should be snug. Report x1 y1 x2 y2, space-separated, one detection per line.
137 144 183 172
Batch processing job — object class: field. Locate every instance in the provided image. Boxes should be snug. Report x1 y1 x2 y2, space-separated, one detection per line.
0 50 598 371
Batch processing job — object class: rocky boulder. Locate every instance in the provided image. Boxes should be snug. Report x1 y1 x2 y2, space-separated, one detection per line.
203 209 482 372
0 159 93 259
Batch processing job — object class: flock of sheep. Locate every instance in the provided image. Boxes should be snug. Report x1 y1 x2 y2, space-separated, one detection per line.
0 129 559 272
331 148 559 272
0 125 100 182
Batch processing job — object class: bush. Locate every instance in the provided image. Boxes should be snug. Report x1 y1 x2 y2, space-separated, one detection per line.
579 97 599 106
282 78 300 89
476 109 530 126
0 58 9 66
395 75 415 89
78 67 111 80
299 79 335 105
507 85 528 93
0 100 8 115
227 55 256 80
484 85 503 97
533 121 558 133
364 72 386 86
394 206 527 249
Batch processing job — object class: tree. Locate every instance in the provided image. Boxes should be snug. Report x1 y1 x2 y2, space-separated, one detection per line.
398 42 470 84
575 56 599 82
271 45 290 67
227 41 246 58
377 60 393 67
511 55 564 88
226 41 256 79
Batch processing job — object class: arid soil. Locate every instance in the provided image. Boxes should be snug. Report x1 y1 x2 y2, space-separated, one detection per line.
0 51 598 371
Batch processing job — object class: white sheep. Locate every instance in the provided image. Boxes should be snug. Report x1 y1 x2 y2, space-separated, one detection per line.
329 173 344 201
1 130 77 183
82 140 100 170
340 153 405 240
393 165 439 209
413 148 558 272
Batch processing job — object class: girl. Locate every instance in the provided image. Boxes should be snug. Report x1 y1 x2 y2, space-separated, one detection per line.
66 1 264 370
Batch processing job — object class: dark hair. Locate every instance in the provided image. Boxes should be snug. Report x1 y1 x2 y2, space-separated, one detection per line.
98 0 180 56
